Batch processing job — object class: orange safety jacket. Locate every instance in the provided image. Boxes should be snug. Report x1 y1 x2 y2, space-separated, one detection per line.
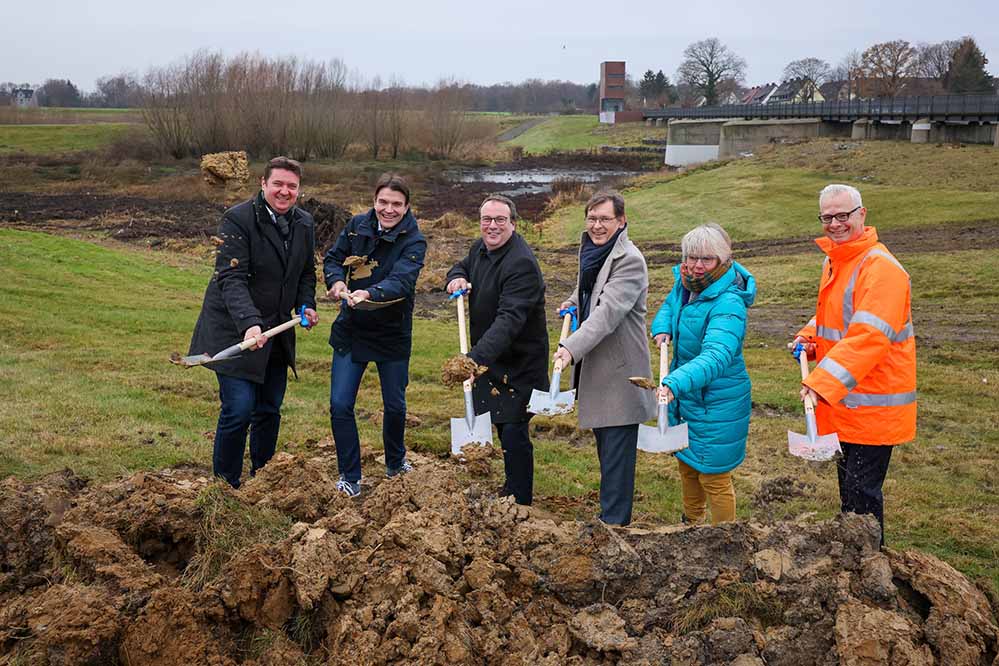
796 226 916 445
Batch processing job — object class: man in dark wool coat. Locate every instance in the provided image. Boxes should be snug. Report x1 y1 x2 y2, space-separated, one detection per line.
446 194 548 505
188 156 318 488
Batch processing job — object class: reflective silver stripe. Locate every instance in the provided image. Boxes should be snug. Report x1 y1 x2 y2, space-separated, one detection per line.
865 248 909 277
851 311 915 343
842 390 917 408
807 317 817 327
818 357 857 390
816 325 843 341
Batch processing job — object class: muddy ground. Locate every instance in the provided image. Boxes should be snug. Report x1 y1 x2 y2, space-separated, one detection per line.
2 452 997 666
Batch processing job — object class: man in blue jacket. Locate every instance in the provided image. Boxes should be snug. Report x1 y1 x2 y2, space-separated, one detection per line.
323 174 427 497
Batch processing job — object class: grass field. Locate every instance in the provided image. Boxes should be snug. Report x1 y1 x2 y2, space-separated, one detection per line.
545 160 999 244
2 140 998 595
503 114 663 153
0 107 143 125
0 123 135 154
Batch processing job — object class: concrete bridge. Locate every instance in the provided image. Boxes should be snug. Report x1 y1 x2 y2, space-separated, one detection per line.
641 94 999 166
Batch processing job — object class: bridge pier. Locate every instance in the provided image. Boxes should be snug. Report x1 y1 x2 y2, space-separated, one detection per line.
852 119 871 140
995 123 999 147
911 118 931 144
646 118 653 126
655 118 663 127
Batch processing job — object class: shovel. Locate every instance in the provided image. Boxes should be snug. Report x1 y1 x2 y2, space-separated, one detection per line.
788 343 842 461
527 312 576 415
638 340 689 454
173 309 309 368
448 289 492 454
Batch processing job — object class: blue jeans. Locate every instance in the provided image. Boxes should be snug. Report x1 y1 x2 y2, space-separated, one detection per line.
330 350 409 483
213 349 288 488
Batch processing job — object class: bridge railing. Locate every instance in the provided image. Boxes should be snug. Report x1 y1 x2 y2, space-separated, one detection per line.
642 94 999 122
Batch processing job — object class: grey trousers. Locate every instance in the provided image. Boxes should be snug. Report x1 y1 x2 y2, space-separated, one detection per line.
594 424 639 525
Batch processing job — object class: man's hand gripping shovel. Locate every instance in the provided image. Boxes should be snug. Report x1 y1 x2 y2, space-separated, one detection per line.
527 307 577 416
787 342 842 461
448 288 493 455
172 307 311 368
637 339 689 453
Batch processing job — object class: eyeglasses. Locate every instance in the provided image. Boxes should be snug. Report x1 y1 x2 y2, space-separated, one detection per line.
585 216 618 226
818 206 861 224
480 216 510 226
685 255 719 266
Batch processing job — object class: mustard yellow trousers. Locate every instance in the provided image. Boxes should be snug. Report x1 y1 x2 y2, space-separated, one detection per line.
677 459 736 524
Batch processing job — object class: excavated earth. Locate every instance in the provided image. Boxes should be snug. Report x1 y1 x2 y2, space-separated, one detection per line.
2 453 997 666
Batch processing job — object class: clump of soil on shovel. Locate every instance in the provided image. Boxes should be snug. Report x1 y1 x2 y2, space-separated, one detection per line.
628 376 658 390
440 355 487 387
2 453 997 665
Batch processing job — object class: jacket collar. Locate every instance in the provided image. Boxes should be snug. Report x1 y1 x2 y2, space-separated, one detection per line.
816 226 879 261
357 208 416 243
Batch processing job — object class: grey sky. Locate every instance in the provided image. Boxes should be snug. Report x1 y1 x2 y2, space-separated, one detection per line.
6 0 999 91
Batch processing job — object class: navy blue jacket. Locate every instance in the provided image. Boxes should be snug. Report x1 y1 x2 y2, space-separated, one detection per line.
323 209 426 362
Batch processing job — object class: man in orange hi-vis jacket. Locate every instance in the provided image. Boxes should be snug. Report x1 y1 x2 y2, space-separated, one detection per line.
790 183 916 546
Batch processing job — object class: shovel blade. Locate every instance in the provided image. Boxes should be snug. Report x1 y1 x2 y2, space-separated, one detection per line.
787 431 842 461
637 421 689 454
450 412 493 455
527 389 576 416
171 352 213 368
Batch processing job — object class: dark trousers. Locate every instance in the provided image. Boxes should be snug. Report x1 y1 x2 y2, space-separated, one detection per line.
330 350 409 483
594 424 639 526
496 421 533 506
213 348 288 488
838 442 894 546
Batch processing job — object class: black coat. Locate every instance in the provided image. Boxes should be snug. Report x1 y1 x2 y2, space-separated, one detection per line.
323 209 426 362
189 193 317 383
446 233 549 423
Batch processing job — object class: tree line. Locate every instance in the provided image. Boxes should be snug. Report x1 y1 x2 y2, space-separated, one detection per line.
665 35 996 107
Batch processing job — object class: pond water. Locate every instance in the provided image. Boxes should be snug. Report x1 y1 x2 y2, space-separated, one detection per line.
445 167 636 197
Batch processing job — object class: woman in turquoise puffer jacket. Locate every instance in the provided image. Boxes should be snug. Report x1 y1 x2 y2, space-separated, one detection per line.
650 223 756 524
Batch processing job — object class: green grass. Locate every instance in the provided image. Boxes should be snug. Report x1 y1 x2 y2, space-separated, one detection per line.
504 114 662 153
546 161 999 244
0 123 133 153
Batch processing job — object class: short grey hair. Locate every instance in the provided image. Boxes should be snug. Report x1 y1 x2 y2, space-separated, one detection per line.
681 222 732 263
819 184 863 208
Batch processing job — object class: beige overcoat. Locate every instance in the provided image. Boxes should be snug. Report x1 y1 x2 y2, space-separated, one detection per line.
560 228 657 430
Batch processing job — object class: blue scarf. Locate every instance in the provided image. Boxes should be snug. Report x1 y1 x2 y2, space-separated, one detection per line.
578 226 624 321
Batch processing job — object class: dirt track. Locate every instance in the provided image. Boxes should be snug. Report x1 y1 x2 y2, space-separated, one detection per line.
3 452 997 665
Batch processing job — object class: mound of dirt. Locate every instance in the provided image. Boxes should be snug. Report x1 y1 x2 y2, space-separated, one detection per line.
200 151 251 187
2 452 997 665
299 196 353 254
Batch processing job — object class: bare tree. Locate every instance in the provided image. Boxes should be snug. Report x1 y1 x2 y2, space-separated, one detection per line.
676 38 747 106
782 57 831 101
861 40 917 97
424 79 469 159
831 50 865 99
915 40 961 80
384 75 408 159
360 76 385 159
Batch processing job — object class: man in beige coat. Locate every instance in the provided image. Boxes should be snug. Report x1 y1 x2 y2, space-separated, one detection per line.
554 190 656 525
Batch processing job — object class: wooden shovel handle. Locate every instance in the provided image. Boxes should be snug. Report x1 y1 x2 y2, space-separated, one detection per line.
558 313 572 344
237 316 301 352
798 351 816 412
659 340 669 382
456 293 469 354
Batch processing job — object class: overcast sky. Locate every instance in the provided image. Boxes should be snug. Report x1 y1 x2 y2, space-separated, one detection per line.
6 0 998 91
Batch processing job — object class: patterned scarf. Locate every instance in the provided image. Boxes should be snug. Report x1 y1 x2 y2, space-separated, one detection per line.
681 258 732 293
